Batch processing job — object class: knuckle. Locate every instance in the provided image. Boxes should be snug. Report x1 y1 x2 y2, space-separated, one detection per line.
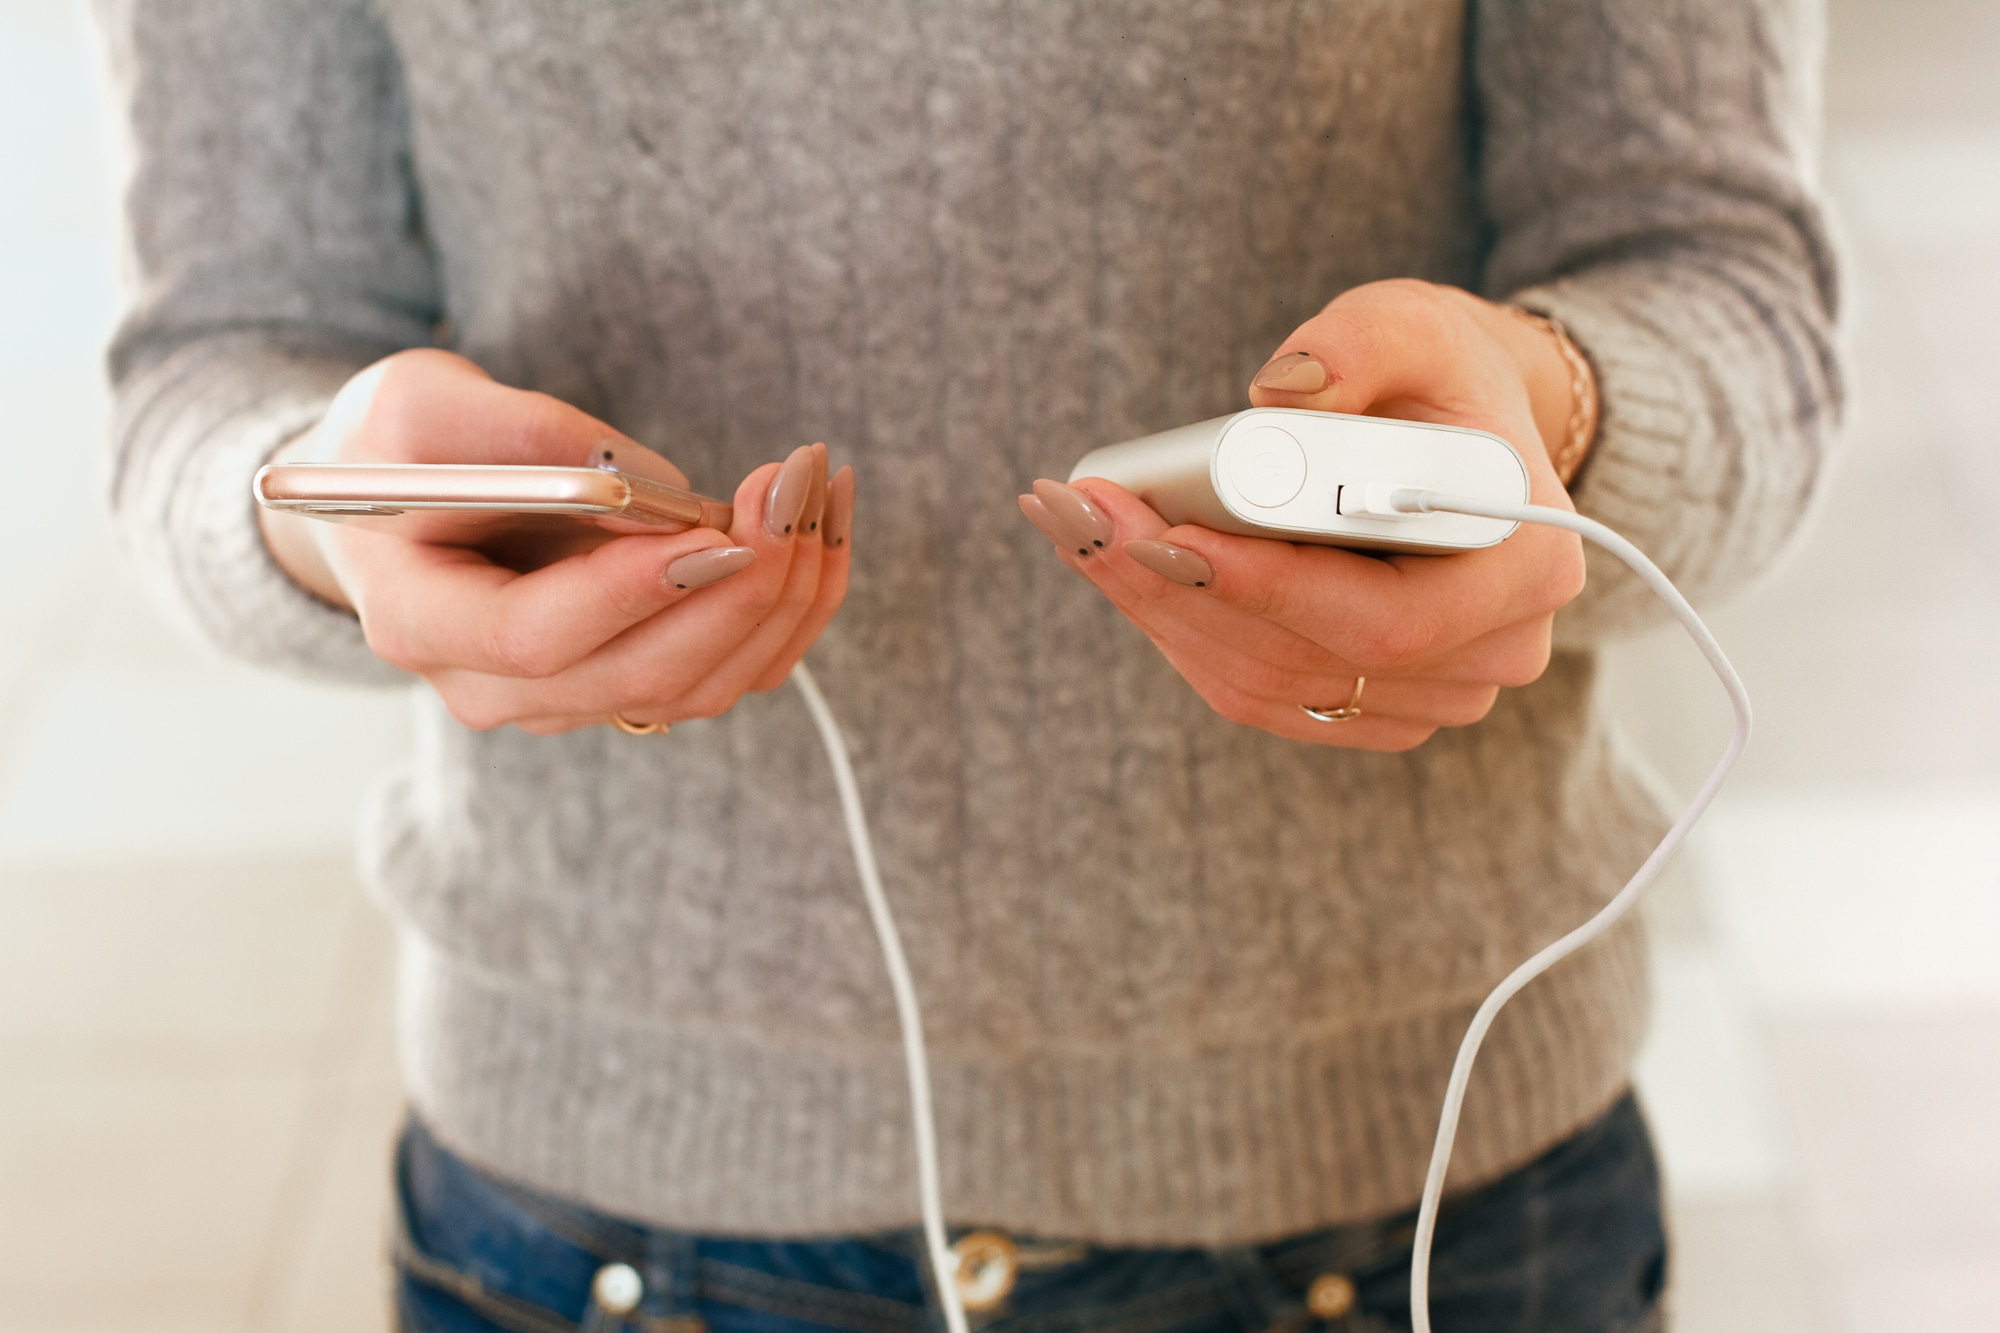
1541 541 1588 612
606 656 692 706
602 578 668 629
1260 634 1337 676
1561 553 1588 607
516 390 565 433
1377 276 1441 303
674 687 739 721
1245 658 1348 708
439 692 510 732
364 354 437 441
1342 277 1449 324
360 618 423 672
1485 622 1555 688
1204 683 1264 729
1231 587 1278 626
595 658 643 700
1492 641 1554 688
1224 655 1295 703
747 669 792 695
1443 686 1502 727
1344 613 1429 672
516 390 589 453
482 621 564 678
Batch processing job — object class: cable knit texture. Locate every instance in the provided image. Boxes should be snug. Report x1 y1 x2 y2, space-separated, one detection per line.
98 0 1839 1243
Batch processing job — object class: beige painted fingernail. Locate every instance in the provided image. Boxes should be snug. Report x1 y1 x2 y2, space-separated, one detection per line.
824 466 855 548
801 443 829 537
1251 350 1328 393
1019 494 1092 559
665 546 756 590
1031 479 1113 553
764 445 816 538
1123 539 1214 588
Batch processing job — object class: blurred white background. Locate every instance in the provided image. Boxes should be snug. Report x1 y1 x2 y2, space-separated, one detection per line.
1 1 1995 1329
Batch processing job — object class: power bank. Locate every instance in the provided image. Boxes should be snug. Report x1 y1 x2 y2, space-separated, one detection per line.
1067 408 1529 554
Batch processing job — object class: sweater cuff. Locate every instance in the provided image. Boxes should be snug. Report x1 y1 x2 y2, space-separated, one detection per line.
1510 277 1737 648
110 334 411 686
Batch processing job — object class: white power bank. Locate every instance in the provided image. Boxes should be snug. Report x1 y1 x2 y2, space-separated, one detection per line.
1067 408 1529 554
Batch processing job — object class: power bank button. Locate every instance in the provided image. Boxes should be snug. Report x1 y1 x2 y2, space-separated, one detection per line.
1221 425 1307 508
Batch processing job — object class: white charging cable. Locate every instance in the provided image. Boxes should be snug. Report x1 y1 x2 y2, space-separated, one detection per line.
1389 489 1751 1333
793 490 1749 1333
790 661 972 1333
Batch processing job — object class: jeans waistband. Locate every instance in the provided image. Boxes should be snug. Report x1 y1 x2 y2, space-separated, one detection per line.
394 1092 1662 1333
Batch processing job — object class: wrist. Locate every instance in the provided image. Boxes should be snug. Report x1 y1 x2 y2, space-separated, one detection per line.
257 429 355 611
1498 304 1599 486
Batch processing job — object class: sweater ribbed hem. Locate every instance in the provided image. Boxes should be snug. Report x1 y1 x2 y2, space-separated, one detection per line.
397 919 1648 1246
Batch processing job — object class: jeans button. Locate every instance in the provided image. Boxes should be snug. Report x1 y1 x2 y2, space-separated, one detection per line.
593 1262 645 1315
1306 1273 1357 1320
950 1231 1020 1312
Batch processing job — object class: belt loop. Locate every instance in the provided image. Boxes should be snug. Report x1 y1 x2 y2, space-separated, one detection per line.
645 1226 704 1327
1213 1245 1303 1333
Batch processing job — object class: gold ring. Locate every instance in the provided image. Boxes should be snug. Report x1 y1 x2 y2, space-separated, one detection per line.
1301 676 1365 723
610 712 669 736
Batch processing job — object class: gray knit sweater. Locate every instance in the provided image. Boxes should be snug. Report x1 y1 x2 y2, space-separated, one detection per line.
99 0 1839 1244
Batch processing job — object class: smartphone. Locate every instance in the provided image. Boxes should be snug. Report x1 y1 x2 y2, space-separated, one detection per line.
254 462 735 568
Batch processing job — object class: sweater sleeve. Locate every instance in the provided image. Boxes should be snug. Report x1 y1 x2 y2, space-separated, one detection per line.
96 0 440 683
1473 0 1844 645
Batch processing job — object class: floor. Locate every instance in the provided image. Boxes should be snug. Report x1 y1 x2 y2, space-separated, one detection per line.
1 1 1995 1329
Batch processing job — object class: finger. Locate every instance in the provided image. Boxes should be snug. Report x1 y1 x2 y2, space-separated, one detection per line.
1039 478 1433 666
422 451 819 726
1019 483 1221 650
338 348 693 485
749 462 855 692
1019 482 1347 688
1239 698 1440 752
1070 478 1581 673
626 447 820 698
1177 658 1489 750
1243 281 1580 520
677 450 835 710
1430 617 1555 690
1244 279 1512 421
1086 555 1544 710
517 452 828 721
1142 618 1503 724
511 714 606 736
1021 477 1573 704
1193 668 1442 752
345 523 745 678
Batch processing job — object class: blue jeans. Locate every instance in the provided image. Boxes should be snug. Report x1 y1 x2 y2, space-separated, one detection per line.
394 1093 1665 1333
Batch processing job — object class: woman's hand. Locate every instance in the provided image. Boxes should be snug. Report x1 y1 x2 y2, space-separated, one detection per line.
1020 279 1588 752
261 349 853 734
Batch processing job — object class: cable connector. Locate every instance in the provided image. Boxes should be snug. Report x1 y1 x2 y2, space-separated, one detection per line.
1336 483 1434 520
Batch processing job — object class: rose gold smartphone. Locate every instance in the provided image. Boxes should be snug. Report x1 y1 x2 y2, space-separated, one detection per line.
254 463 735 567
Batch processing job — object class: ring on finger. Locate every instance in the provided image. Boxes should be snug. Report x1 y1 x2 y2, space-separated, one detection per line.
1301 676 1365 723
610 712 670 736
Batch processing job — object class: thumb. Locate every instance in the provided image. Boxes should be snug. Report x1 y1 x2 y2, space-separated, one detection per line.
330 348 691 487
1245 279 1487 417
